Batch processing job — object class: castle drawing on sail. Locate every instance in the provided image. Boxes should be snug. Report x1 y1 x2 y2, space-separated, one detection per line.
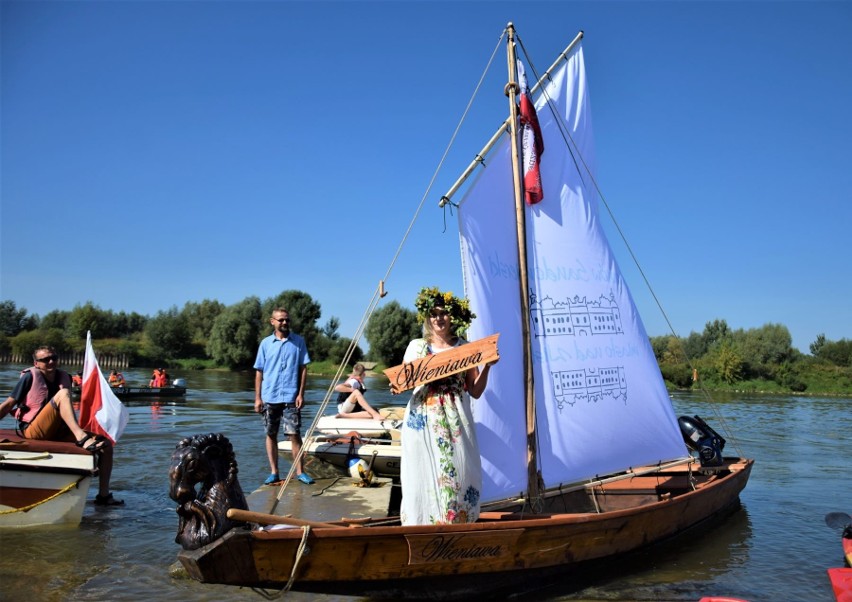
530 292 623 338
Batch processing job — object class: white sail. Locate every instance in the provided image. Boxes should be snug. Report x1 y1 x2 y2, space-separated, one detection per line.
459 42 688 503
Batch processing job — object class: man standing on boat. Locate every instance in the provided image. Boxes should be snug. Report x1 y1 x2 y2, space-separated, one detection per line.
254 308 314 485
0 345 124 506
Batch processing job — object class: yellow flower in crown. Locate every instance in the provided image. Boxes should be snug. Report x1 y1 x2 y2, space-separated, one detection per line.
414 286 476 336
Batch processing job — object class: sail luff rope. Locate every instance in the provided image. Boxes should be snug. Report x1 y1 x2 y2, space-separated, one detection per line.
381 30 506 283
518 41 744 456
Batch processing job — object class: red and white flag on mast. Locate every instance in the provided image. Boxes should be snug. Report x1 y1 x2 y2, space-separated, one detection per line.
79 331 129 444
517 59 544 205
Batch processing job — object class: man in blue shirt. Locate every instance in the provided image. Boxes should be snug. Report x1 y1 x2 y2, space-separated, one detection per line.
254 308 314 485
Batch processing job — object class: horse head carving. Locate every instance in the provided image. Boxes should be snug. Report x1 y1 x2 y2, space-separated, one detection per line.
169 433 248 550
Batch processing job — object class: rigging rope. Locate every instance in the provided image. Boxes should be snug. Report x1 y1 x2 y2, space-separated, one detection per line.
0 474 88 515
267 30 508 516
516 35 744 456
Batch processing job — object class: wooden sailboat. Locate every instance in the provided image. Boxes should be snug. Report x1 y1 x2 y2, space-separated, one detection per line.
174 25 752 597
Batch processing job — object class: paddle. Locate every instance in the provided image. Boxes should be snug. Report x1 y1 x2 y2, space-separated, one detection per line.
825 512 852 531
226 508 356 529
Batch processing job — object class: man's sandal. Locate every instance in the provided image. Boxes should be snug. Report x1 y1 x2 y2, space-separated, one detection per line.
76 432 106 453
94 493 124 506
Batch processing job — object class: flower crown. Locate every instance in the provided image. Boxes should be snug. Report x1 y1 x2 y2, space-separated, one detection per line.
414 286 476 336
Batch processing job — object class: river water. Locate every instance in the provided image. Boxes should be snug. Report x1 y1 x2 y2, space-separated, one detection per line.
0 364 848 601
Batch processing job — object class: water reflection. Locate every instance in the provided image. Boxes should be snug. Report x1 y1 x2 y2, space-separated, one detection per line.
0 364 848 602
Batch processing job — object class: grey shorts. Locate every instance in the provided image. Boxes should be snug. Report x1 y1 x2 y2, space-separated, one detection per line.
262 403 301 437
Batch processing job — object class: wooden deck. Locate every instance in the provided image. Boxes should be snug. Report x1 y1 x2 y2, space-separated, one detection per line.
245 474 399 525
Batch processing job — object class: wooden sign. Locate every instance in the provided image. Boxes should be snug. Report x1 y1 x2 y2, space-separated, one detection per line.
383 334 499 395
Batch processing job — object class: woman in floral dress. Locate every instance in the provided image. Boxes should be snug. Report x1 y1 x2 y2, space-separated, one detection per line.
400 287 495 526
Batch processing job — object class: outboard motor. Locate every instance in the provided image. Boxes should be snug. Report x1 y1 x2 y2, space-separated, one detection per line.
678 415 726 467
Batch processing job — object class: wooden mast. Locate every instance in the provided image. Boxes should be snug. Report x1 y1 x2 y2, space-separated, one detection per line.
505 23 541 504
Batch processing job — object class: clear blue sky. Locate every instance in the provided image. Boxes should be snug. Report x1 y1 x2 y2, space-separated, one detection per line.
2 1 850 354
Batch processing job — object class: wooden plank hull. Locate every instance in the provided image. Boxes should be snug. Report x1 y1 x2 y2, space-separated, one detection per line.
178 457 753 597
0 430 96 528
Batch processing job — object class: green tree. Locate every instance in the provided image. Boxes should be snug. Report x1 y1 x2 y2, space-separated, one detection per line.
816 338 852 367
701 319 731 351
322 317 341 340
66 302 110 339
181 299 225 344
809 333 826 357
737 323 794 366
145 306 192 359
40 309 69 332
365 301 420 366
0 300 36 336
714 341 744 384
326 337 364 366
10 328 70 357
681 331 706 361
113 311 148 336
207 297 263 369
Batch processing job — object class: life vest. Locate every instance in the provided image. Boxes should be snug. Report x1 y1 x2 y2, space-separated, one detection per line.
335 376 367 404
15 367 72 424
153 372 168 387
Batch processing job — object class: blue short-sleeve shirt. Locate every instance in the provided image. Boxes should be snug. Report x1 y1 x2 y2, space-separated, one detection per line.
254 333 311 404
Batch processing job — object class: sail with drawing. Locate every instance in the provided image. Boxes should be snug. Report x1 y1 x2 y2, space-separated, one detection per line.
172 26 753 598
460 41 688 502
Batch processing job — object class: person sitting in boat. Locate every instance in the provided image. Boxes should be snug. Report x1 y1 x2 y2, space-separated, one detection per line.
149 368 168 388
400 287 495 526
334 363 382 420
72 371 83 387
0 345 124 506
108 369 126 387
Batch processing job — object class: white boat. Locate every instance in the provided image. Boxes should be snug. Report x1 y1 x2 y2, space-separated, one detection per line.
0 430 96 528
278 436 401 477
313 406 404 438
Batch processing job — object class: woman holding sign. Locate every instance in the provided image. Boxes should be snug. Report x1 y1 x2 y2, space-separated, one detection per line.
400 287 495 526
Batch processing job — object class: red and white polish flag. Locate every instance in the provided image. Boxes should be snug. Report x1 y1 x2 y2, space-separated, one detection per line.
79 331 129 444
517 59 544 205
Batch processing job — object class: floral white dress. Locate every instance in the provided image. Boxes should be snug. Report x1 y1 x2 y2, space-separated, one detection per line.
400 338 481 526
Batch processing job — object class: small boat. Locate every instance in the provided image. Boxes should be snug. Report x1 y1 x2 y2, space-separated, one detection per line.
172 24 752 598
279 435 401 478
0 429 96 528
828 568 852 602
314 406 404 438
73 385 187 399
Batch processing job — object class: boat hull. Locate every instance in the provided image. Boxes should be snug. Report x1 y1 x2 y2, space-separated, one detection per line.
315 410 403 438
0 430 96 528
179 457 753 597
72 385 187 399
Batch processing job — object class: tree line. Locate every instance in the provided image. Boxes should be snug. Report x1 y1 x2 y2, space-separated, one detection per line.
0 293 368 370
650 319 851 393
2 298 850 393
